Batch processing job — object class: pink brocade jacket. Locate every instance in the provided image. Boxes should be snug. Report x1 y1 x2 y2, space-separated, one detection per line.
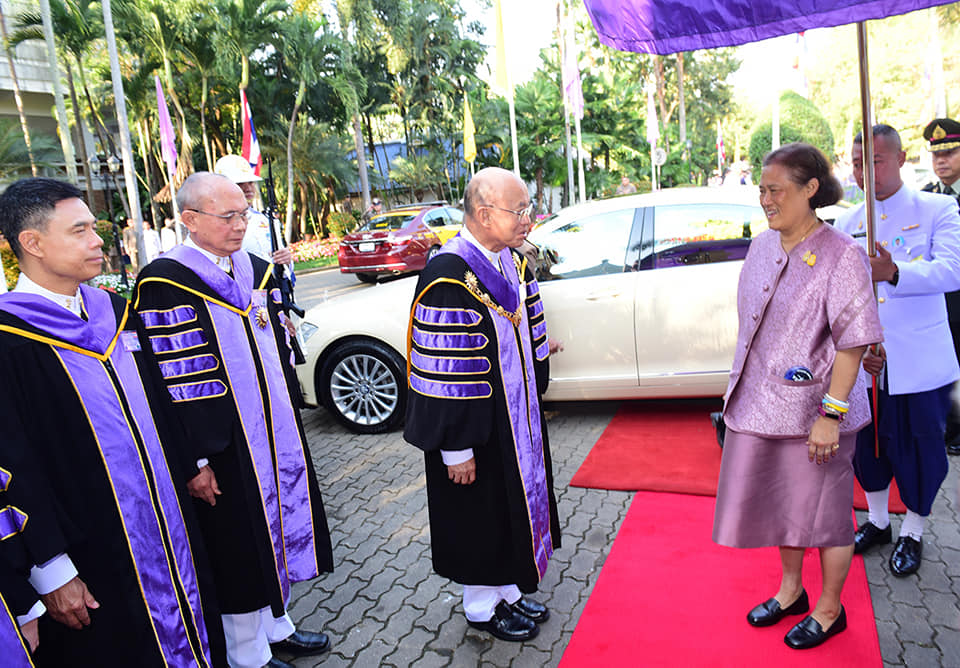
723 224 883 439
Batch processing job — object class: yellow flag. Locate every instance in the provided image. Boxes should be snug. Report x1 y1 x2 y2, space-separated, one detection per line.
493 0 512 99
463 94 476 164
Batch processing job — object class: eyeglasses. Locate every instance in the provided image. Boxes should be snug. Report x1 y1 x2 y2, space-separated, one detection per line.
482 202 535 220
184 208 250 224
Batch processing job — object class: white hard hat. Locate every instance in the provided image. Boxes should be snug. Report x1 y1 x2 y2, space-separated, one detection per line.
214 154 262 184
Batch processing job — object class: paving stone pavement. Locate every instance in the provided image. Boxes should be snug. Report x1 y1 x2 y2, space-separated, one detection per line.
283 401 960 667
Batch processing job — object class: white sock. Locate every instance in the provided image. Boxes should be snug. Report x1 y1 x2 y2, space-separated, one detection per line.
865 488 891 529
899 511 926 540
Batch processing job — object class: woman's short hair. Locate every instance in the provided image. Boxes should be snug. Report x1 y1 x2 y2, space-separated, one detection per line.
762 143 843 210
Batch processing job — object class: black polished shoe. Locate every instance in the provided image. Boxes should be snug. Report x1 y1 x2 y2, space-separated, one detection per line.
269 630 331 657
508 597 549 624
467 600 539 641
890 536 923 577
853 521 892 555
746 589 809 627
784 606 847 649
948 442 960 456
265 658 295 668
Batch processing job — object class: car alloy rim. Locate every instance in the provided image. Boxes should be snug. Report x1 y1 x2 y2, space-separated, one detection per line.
330 353 399 426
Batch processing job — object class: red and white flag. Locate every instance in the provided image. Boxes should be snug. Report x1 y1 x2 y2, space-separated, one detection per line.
240 89 262 176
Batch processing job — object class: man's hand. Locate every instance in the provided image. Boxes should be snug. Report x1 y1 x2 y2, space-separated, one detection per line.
20 618 38 651
548 338 564 355
869 243 898 283
40 577 99 630
271 247 293 266
187 465 222 506
862 343 886 376
447 458 476 485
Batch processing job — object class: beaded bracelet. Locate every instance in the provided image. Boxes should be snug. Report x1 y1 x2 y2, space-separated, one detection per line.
818 405 845 422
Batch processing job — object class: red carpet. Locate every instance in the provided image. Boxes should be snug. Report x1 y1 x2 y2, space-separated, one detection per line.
569 400 906 513
559 492 883 668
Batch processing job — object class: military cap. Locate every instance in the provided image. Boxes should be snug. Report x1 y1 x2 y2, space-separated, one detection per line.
923 118 960 152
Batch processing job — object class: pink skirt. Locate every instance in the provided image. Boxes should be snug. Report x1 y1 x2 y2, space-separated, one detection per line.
712 429 857 548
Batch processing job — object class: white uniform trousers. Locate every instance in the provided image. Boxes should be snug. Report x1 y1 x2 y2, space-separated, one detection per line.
221 608 295 668
463 584 522 622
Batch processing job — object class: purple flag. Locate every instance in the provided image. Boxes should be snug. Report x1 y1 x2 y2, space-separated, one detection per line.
583 0 954 54
155 75 177 171
562 25 584 120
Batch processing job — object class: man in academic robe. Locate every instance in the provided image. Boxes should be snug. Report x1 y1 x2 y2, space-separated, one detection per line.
2 499 41 666
921 117 960 456
0 177 227 667
835 125 960 577
404 167 561 642
133 172 334 668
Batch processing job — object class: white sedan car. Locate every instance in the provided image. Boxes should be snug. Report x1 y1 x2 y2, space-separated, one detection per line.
296 187 774 433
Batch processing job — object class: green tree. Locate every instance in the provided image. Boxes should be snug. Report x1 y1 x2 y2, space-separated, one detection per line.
748 91 835 173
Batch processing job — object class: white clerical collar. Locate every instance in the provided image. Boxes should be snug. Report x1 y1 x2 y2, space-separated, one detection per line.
459 226 501 269
14 272 83 317
185 237 233 273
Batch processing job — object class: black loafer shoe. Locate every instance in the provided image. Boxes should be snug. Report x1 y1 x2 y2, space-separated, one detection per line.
746 589 809 627
784 606 847 649
948 442 960 456
270 630 331 657
890 536 923 577
468 600 539 641
509 597 549 624
265 658 295 668
853 521 892 555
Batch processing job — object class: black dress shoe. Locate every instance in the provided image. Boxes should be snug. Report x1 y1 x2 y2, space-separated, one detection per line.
710 411 726 449
467 600 539 641
265 658 295 668
890 536 923 576
270 629 331 657
853 521 892 555
746 589 809 627
784 606 847 649
508 597 549 624
948 442 960 456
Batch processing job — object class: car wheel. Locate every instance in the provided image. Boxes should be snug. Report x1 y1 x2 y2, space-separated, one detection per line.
426 245 441 262
317 339 406 434
357 272 378 283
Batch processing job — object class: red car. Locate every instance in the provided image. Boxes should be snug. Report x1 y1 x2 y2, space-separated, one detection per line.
338 204 458 283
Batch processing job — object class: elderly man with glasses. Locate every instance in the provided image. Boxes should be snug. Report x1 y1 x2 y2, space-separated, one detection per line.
133 172 334 668
404 167 561 642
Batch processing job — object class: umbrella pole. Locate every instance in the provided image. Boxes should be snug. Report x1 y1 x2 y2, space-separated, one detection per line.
857 21 881 458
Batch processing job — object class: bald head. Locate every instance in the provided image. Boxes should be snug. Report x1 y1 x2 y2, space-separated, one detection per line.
463 167 532 252
177 171 241 212
178 171 250 257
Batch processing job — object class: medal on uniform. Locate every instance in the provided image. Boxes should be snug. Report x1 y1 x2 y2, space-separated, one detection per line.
255 307 269 328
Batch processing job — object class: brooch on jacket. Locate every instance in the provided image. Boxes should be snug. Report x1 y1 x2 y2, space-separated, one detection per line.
801 250 817 267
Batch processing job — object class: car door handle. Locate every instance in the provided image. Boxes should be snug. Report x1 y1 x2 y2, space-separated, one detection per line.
585 290 622 301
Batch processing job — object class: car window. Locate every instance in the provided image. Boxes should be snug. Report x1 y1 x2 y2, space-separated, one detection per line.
652 204 766 268
446 208 463 223
533 207 637 280
358 212 417 231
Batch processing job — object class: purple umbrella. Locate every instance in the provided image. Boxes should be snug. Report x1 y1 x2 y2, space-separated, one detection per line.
583 0 953 453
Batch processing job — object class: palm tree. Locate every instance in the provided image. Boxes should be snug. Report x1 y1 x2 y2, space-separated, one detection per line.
215 0 288 93
0 5 37 176
177 10 218 170
0 118 62 179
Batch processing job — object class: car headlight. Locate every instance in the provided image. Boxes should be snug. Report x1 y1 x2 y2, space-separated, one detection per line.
299 321 319 343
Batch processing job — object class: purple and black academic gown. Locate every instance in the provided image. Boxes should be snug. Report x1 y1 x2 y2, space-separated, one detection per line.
1 510 38 668
133 247 333 617
0 286 226 667
403 236 560 593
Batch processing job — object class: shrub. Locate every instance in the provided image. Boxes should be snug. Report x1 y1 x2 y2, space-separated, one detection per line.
1 241 18 289
327 211 356 238
290 238 339 262
749 91 835 173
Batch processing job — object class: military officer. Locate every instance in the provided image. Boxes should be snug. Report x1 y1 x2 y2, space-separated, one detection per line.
835 124 960 577
922 118 960 456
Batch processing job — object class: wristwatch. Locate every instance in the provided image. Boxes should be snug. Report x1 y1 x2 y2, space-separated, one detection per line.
890 264 899 286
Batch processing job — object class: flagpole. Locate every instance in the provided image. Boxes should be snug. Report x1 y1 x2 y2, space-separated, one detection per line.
559 4 575 206
508 97 520 179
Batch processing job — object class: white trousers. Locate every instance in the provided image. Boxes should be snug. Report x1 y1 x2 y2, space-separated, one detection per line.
221 608 295 668
463 584 522 622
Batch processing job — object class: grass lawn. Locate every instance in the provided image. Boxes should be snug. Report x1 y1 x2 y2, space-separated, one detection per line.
294 256 338 272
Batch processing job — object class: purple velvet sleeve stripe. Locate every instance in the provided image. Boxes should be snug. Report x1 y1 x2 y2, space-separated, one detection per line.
0 506 27 541
531 321 547 342
148 328 207 354
270 289 282 305
0 467 9 492
527 280 541 299
409 373 492 399
158 354 219 379
167 380 228 403
526 298 544 319
412 327 488 351
414 303 482 327
536 341 550 361
140 305 197 329
410 349 491 375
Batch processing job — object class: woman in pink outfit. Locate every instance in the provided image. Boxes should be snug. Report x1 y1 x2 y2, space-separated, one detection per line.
713 143 882 650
